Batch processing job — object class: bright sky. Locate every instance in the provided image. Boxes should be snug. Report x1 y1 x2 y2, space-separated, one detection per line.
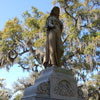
0 0 53 89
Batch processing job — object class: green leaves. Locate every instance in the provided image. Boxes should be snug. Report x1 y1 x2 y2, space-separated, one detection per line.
0 6 48 70
0 0 100 78
34 37 46 48
84 44 95 54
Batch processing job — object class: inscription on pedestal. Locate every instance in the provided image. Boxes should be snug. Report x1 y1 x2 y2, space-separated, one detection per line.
37 82 50 95
54 80 74 97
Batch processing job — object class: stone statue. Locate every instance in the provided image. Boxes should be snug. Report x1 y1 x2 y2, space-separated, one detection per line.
44 6 64 68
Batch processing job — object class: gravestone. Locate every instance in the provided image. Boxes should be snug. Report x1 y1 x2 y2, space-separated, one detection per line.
22 66 85 100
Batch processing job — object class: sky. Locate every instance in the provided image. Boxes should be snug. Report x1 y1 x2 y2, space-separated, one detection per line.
0 0 53 89
0 0 53 30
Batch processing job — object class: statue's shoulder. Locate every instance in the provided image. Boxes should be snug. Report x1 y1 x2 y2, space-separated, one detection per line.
47 16 57 21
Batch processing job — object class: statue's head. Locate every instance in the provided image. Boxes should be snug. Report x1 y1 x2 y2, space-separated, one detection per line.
50 6 60 18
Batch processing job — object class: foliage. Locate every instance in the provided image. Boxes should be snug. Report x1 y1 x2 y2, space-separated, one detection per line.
12 72 39 100
13 72 39 93
0 1 100 99
0 78 12 100
14 94 23 100
86 71 100 100
51 0 100 82
0 7 48 71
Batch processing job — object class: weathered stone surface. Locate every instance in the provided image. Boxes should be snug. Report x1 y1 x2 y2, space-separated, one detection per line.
22 66 85 100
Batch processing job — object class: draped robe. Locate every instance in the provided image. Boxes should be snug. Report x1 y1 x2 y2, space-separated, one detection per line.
45 16 64 67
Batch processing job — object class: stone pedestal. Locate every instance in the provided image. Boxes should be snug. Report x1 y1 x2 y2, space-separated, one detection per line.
22 66 85 100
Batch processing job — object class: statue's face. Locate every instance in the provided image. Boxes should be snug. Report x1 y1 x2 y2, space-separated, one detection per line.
51 7 60 18
55 9 59 17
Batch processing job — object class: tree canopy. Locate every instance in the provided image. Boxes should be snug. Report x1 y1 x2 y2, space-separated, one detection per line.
0 0 100 97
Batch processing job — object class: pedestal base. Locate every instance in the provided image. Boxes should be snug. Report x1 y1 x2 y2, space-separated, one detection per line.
22 66 85 100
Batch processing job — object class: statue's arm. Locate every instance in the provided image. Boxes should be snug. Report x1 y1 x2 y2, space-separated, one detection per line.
46 16 55 28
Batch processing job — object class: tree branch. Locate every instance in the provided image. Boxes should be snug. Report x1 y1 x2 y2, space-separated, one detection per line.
18 49 29 56
80 25 95 31
64 8 76 20
8 50 18 63
63 35 69 44
18 62 30 71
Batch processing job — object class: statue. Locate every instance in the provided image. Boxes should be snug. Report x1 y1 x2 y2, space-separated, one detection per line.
44 6 64 68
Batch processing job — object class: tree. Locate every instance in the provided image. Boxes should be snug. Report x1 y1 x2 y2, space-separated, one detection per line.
51 0 100 81
0 78 12 100
12 72 39 100
0 0 100 92
14 94 23 100
86 71 100 100
13 72 39 93
0 7 47 71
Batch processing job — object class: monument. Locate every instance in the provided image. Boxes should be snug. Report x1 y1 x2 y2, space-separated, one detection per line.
22 7 85 100
43 6 64 68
